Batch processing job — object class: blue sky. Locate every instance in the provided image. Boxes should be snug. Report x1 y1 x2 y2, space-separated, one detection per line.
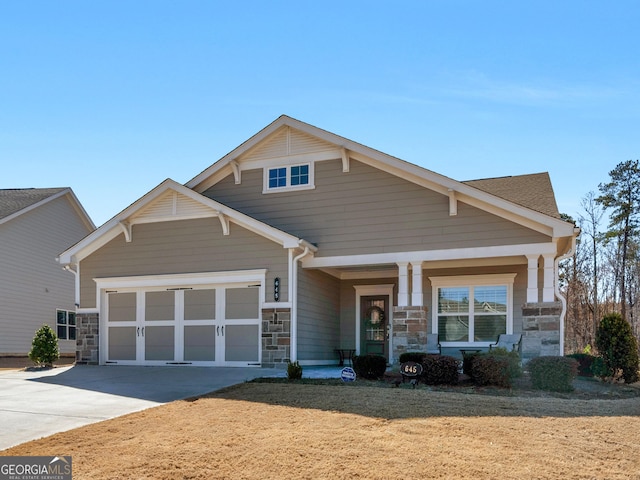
1 1 638 227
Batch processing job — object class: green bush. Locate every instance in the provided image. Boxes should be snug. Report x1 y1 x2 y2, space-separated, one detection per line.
528 356 578 392
566 353 596 377
595 313 640 383
591 356 611 380
353 354 387 380
421 355 459 385
470 355 512 388
461 351 482 375
287 361 303 380
28 324 59 367
399 351 427 363
487 347 522 379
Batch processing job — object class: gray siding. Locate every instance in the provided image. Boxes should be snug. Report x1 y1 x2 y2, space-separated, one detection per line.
0 195 92 354
296 267 340 361
204 159 550 257
79 218 288 308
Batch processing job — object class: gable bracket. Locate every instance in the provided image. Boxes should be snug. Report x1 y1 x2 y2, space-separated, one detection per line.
448 189 458 216
118 221 132 242
231 161 241 184
341 148 350 173
215 211 230 235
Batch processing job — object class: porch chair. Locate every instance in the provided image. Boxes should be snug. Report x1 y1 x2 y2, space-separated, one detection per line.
426 334 442 355
489 334 522 354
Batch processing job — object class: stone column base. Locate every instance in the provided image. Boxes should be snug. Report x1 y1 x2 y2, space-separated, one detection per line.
76 313 99 365
392 306 428 364
521 302 562 361
262 308 291 368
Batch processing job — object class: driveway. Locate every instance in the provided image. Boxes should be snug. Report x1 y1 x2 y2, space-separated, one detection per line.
0 364 284 450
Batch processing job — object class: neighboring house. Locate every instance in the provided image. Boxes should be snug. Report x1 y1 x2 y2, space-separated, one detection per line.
57 116 579 367
0 188 95 356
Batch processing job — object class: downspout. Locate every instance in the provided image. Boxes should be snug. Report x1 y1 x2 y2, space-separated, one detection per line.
290 245 311 363
554 233 578 356
62 263 80 308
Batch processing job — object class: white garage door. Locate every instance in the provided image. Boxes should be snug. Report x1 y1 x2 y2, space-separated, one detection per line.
104 285 261 366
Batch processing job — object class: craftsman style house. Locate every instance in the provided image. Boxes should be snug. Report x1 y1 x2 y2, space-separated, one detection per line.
1 188 94 356
58 116 578 367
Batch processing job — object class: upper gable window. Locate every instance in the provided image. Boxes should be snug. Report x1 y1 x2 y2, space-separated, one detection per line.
263 163 314 193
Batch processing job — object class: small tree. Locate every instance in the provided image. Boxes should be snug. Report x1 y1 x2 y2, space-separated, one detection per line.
28 324 59 368
595 313 639 383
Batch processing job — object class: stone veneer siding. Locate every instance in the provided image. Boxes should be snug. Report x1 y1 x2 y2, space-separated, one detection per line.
392 306 429 363
76 312 99 365
262 307 291 368
521 302 562 361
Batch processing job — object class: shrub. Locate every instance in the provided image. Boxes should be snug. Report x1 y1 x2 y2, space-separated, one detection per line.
487 347 522 379
595 313 640 383
353 354 387 380
399 351 427 364
421 355 459 385
591 356 611 380
470 355 512 388
28 324 59 367
528 356 578 392
566 353 595 377
287 361 303 380
461 351 482 376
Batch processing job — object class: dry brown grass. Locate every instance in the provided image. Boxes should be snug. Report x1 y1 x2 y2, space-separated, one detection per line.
3 379 640 480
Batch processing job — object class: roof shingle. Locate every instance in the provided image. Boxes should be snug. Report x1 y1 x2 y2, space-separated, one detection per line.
0 188 67 221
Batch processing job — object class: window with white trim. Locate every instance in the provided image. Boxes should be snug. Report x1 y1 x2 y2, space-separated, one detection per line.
430 274 515 345
264 163 313 192
56 309 76 340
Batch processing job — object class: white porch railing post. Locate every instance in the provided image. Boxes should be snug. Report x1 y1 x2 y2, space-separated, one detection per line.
526 255 539 303
397 262 409 307
543 254 555 302
410 261 423 306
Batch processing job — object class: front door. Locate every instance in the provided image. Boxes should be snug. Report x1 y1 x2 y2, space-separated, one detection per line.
361 295 389 359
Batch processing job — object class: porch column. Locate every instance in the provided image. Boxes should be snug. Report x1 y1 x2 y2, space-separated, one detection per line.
542 254 555 302
526 255 539 303
410 261 423 306
397 262 409 307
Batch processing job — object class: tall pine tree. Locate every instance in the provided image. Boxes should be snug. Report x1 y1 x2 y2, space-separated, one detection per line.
597 159 640 321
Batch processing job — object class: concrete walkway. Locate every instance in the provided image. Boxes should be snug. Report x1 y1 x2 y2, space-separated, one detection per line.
0 364 346 451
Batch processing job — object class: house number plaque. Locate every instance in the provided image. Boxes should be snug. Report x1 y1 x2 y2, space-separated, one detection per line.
400 361 423 377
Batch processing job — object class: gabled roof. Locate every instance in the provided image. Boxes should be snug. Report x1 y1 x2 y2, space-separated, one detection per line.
186 115 575 240
57 179 316 265
463 173 560 219
0 187 95 229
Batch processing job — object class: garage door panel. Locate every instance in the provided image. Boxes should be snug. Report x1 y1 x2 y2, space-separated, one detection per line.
225 324 259 362
145 326 175 361
184 325 216 361
108 327 136 360
146 291 175 321
184 289 216 320
226 288 259 319
108 293 136 322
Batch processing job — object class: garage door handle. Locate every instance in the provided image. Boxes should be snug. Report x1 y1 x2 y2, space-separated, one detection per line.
217 326 225 336
142 327 144 337
137 327 140 337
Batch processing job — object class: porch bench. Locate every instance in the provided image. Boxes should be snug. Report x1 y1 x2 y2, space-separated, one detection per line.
489 334 522 353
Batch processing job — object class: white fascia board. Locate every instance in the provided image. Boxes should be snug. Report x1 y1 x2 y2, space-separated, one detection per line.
303 242 558 269
58 178 314 264
348 150 573 238
186 115 574 238
94 269 268 290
